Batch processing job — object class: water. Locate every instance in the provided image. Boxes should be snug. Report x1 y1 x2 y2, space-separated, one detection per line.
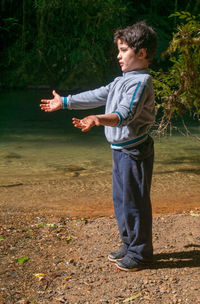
0 90 199 217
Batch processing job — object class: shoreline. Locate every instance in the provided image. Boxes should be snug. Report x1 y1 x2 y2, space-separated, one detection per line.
0 190 199 220
0 172 199 219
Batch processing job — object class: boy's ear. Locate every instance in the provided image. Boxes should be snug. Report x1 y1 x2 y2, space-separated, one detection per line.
137 48 147 59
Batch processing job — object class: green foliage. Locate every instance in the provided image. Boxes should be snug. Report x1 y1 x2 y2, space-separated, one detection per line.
3 0 199 89
152 12 200 135
66 235 71 243
35 0 130 88
1 0 130 88
17 256 30 265
1 1 200 136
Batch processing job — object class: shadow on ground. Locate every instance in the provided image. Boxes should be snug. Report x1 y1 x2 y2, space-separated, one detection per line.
152 249 200 269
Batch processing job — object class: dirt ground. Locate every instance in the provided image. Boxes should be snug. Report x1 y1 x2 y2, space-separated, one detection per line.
0 205 200 304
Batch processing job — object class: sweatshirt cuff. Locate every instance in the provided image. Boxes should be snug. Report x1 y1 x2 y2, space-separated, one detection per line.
61 96 68 109
112 111 123 127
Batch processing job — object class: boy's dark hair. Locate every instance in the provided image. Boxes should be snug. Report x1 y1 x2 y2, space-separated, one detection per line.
114 21 157 62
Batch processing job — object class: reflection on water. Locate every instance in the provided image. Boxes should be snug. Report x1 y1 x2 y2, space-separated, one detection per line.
0 90 200 216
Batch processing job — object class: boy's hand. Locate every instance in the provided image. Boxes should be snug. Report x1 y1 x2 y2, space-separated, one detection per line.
72 115 100 132
40 90 62 112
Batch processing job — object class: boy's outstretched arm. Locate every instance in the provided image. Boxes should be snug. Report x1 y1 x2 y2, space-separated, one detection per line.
72 113 119 132
40 90 62 112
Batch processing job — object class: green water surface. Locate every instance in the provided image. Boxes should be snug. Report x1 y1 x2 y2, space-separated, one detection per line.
0 89 199 211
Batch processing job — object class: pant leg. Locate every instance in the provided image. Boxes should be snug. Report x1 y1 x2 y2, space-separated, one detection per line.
112 150 128 249
112 148 154 263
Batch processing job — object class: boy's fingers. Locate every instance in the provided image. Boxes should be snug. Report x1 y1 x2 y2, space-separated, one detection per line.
40 105 48 110
72 119 82 129
74 123 83 129
40 102 49 107
81 125 91 132
52 90 57 97
72 117 92 131
40 103 48 107
72 118 82 125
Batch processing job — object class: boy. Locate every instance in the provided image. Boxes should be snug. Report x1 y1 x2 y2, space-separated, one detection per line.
40 21 157 272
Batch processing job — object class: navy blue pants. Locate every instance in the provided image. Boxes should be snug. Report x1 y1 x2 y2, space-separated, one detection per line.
112 136 154 263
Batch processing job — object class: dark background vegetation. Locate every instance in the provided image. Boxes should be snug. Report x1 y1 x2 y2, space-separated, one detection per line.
0 0 199 89
0 0 200 134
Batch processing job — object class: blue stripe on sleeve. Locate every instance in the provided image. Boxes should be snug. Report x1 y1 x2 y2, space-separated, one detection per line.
114 82 145 125
129 81 141 111
124 83 146 122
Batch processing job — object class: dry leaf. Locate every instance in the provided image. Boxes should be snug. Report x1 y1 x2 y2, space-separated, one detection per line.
123 293 142 302
33 273 46 280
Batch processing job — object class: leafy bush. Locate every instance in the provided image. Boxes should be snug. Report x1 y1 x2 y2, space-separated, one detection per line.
152 12 200 136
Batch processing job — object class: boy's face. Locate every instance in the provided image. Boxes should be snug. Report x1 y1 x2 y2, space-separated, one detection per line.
117 39 148 72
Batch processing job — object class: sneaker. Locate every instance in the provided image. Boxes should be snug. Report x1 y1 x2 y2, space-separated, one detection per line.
115 255 146 272
108 245 127 262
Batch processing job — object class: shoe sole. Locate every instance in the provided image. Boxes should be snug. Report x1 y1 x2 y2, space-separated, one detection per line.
115 263 144 272
108 256 123 263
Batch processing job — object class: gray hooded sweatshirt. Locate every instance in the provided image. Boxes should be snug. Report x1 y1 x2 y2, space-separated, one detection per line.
61 70 155 150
